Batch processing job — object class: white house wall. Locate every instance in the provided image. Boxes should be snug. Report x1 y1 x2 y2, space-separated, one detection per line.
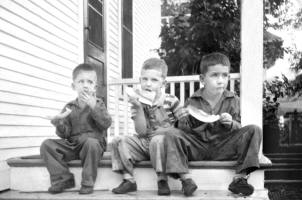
133 0 161 78
0 0 82 160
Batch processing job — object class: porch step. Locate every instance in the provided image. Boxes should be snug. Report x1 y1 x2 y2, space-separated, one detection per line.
6 152 270 199
0 189 269 200
264 153 302 187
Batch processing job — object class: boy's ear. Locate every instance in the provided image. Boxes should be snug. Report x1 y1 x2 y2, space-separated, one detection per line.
199 74 205 82
162 79 167 88
71 83 75 90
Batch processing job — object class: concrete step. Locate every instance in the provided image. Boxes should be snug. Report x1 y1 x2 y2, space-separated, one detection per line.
0 189 269 200
6 152 270 199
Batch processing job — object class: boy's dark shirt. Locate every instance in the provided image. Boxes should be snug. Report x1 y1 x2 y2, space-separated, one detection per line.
179 89 241 144
51 98 112 149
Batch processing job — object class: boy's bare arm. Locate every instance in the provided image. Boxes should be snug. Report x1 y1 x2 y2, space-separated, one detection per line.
129 97 147 135
49 107 72 139
90 99 112 130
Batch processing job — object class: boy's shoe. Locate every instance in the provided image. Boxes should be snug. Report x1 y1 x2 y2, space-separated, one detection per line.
79 185 93 194
48 178 75 194
157 180 170 196
228 177 254 196
181 178 198 196
112 179 137 194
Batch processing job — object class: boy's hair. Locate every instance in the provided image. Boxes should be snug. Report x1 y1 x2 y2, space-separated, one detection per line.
141 58 168 78
200 52 230 74
72 63 96 80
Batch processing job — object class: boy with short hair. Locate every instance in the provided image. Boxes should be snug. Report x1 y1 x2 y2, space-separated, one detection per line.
168 52 262 196
40 63 112 194
111 58 197 196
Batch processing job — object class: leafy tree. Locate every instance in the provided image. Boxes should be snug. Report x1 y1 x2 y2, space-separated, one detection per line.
158 0 301 76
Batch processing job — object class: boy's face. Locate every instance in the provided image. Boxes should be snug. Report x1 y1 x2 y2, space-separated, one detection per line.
139 69 165 94
72 70 97 97
200 64 230 96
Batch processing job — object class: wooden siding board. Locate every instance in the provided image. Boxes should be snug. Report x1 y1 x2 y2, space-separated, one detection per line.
0 6 78 52
0 91 66 110
0 80 72 102
0 114 52 126
0 137 54 149
0 57 72 87
0 126 55 137
0 68 72 94
0 17 78 58
0 45 72 78
0 31 76 68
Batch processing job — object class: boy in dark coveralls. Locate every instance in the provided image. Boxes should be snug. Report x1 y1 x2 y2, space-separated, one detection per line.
168 52 262 196
40 63 112 194
111 58 197 196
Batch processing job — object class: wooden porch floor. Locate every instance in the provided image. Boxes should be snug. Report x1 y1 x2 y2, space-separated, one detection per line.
0 189 269 200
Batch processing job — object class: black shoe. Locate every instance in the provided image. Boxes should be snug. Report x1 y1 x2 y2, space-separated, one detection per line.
228 177 254 196
157 180 170 196
112 180 137 194
48 177 75 194
181 178 197 196
79 185 93 194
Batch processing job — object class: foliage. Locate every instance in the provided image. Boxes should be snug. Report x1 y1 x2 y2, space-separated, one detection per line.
158 0 240 75
158 0 301 76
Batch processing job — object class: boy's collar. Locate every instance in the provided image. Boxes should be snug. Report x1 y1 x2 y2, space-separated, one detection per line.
152 92 166 106
191 88 235 99
68 98 100 107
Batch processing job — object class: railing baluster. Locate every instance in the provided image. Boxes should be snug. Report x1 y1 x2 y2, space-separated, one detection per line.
189 81 194 96
180 82 185 106
122 84 129 136
170 82 175 95
230 79 235 93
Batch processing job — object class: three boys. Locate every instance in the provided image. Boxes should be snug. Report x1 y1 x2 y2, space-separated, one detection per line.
41 53 262 197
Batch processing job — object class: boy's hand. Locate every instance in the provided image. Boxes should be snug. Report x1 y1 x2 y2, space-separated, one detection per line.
129 96 142 109
80 91 97 108
175 107 189 119
220 112 232 125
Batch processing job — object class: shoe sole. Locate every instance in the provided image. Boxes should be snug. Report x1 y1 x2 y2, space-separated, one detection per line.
112 188 137 194
184 184 198 196
48 180 75 194
158 191 171 196
228 185 254 196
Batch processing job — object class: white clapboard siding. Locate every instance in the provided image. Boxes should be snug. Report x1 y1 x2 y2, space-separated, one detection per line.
106 0 122 140
0 44 73 77
0 68 72 96
0 147 42 161
132 0 161 78
0 18 78 61
0 80 72 102
0 126 55 137
0 137 54 149
0 0 80 159
0 5 78 53
0 31 76 68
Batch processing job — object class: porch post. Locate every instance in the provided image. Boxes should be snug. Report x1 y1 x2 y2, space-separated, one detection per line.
241 0 271 163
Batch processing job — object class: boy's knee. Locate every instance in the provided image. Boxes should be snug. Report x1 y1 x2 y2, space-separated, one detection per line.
246 124 262 138
40 139 54 153
150 135 165 144
84 138 101 149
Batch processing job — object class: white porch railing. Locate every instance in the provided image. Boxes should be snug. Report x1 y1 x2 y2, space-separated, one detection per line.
107 73 240 142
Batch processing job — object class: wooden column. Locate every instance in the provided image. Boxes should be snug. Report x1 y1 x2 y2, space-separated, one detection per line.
241 0 271 163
